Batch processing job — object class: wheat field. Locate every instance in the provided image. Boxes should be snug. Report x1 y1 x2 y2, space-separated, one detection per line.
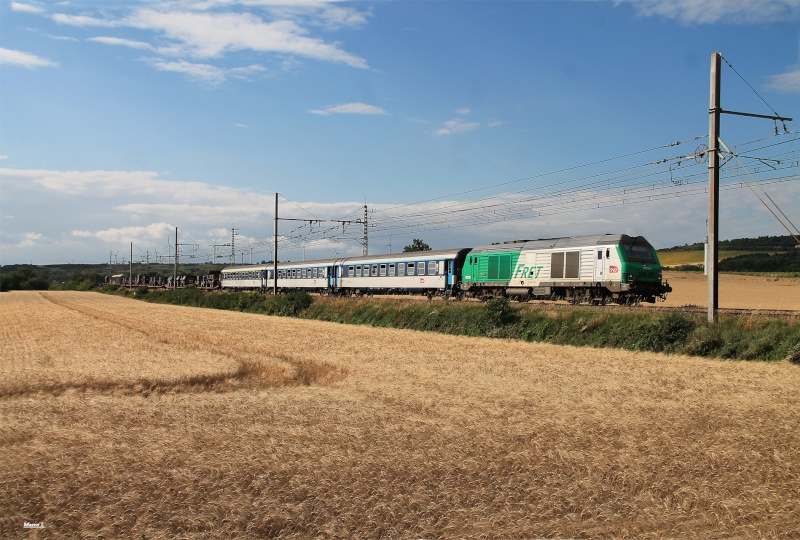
2 291 799 539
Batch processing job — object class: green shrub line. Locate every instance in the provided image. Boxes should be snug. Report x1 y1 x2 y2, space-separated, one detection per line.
109 288 800 363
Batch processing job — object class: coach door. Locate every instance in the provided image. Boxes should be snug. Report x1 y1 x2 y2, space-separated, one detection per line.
594 247 609 284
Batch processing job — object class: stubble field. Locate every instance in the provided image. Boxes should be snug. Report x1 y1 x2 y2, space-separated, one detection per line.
2 290 799 539
658 271 800 310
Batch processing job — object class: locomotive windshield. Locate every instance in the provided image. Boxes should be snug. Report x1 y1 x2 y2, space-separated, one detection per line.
621 241 656 263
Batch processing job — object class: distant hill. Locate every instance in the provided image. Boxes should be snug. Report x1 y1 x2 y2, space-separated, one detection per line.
660 235 798 252
658 235 799 272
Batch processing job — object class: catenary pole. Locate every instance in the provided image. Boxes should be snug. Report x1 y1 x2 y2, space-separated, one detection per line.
708 52 721 324
274 193 278 295
174 227 178 290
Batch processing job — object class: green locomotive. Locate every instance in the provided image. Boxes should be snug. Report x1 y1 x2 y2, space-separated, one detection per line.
459 234 671 304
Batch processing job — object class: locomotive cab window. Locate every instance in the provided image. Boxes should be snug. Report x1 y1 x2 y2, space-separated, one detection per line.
622 243 656 263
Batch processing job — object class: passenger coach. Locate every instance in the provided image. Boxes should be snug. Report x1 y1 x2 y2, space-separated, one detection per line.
332 248 471 297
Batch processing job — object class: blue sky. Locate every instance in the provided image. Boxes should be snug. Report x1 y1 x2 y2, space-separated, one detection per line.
1 0 799 266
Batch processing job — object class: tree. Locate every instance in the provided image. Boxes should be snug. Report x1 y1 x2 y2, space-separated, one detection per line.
0 267 50 291
403 239 432 252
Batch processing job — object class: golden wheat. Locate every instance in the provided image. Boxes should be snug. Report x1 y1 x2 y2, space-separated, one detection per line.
659 271 800 310
1 290 798 538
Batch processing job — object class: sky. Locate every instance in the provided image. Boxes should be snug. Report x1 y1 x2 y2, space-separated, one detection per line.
1 0 799 266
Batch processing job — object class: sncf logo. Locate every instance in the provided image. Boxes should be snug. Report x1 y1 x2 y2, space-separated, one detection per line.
609 266 620 273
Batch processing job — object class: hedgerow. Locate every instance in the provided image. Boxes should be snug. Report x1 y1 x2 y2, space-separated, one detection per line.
117 289 799 362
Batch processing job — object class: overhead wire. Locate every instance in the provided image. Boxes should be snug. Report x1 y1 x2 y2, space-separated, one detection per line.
215 131 799 260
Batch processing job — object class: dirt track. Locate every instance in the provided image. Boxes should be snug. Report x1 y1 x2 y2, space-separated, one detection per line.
659 272 800 311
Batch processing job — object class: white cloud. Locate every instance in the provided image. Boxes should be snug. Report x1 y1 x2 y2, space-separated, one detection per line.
146 59 228 85
455 107 471 116
618 0 800 24
88 36 155 51
11 2 45 14
766 65 800 95
51 13 118 27
228 64 266 79
1 168 166 196
47 34 79 42
0 167 276 219
309 102 388 116
433 118 480 136
116 203 265 223
72 223 176 244
140 58 266 84
0 47 57 68
39 2 370 81
136 9 367 67
2 166 798 265
17 232 43 248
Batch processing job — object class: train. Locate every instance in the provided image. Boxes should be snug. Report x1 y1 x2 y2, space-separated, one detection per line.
220 233 672 304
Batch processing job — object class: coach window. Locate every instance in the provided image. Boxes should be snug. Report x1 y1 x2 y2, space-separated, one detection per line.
348 266 354 277
417 262 425 275
398 263 405 276
380 264 386 276
407 263 415 275
371 265 378 276
389 263 395 276
428 261 437 275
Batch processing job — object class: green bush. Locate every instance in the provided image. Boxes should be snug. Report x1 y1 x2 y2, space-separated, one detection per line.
484 297 520 327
